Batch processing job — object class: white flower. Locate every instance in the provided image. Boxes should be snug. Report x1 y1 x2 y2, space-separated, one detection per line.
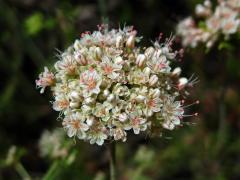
110 128 127 142
206 16 221 33
126 113 148 134
148 53 171 73
100 56 122 79
62 113 89 139
144 89 162 117
221 18 240 34
93 102 112 122
162 96 184 130
53 94 70 111
128 69 149 85
80 68 102 97
55 54 77 75
88 127 108 145
36 67 55 93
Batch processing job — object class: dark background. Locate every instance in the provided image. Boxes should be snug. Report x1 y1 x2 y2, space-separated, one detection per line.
0 0 240 179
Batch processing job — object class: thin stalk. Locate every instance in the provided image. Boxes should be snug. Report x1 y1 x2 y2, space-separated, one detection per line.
108 142 116 180
15 162 31 180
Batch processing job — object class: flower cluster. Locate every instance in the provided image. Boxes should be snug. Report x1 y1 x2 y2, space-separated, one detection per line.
176 0 240 48
36 25 195 145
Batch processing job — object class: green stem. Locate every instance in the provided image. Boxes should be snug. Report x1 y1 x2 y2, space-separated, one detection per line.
43 161 60 180
109 142 116 180
15 162 31 180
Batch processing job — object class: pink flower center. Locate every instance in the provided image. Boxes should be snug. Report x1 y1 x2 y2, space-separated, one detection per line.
132 117 140 126
57 100 69 109
71 120 82 129
87 79 97 90
147 99 156 108
103 65 113 74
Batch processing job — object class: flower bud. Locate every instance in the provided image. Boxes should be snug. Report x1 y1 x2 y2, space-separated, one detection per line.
144 47 155 58
143 67 151 76
126 35 135 48
178 77 188 90
70 91 80 101
204 0 211 8
86 117 94 126
162 121 174 130
151 89 160 98
107 94 115 102
149 75 158 86
73 40 81 50
84 97 95 104
68 81 79 89
136 54 146 67
119 113 128 122
154 49 162 57
81 105 91 113
195 4 211 17
69 102 79 108
103 89 110 97
172 67 182 76
95 47 102 60
114 56 123 64
161 47 169 54
74 52 87 65
136 95 145 102
116 35 123 48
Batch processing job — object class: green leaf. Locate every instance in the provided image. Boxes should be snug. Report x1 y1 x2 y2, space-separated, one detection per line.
218 41 233 50
24 12 44 35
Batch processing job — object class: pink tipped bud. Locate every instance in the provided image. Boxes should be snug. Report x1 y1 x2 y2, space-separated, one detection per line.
144 46 155 58
119 113 128 122
126 34 135 48
152 89 161 98
172 67 182 76
114 56 124 64
136 54 146 67
86 117 94 126
73 40 81 50
95 47 102 60
178 77 188 90
143 67 151 76
69 91 80 101
116 35 123 48
136 95 145 102
149 75 158 86
103 89 110 97
75 52 87 65
69 102 79 108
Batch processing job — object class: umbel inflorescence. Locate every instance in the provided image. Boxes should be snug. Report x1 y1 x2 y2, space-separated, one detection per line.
36 25 197 145
176 0 240 48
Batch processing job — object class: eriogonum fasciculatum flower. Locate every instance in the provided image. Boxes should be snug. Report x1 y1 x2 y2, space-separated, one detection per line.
36 24 197 145
176 0 240 48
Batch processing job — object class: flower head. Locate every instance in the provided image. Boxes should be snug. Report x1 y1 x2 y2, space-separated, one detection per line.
36 25 196 145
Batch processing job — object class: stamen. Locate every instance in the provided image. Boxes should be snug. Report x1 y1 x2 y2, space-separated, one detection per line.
182 100 200 108
182 112 198 117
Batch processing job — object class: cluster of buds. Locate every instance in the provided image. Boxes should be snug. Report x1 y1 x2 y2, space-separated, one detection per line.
36 25 196 145
176 0 240 48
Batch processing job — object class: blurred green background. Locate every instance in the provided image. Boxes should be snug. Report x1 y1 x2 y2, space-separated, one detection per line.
0 0 240 179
